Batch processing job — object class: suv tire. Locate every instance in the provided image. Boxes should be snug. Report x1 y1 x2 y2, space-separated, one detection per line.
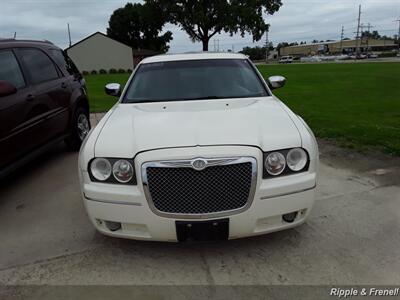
65 106 91 151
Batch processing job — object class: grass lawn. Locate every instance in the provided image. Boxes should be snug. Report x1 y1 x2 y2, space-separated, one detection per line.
85 62 400 155
85 73 129 112
258 62 400 155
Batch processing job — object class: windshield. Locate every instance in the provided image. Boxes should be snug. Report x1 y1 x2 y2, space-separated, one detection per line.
123 59 269 103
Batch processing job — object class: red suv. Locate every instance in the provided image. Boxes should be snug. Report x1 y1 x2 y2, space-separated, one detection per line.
0 39 90 178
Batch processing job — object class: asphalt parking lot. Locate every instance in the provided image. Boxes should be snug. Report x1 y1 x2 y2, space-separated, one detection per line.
0 115 399 289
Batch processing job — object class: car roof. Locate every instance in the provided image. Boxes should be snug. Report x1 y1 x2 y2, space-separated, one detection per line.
0 39 58 50
141 52 248 64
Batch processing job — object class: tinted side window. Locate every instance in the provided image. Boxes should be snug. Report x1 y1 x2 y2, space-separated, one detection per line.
49 49 80 76
0 50 25 89
19 48 59 84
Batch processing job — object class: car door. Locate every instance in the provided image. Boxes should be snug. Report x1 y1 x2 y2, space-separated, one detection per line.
0 49 35 169
15 47 72 145
48 48 83 133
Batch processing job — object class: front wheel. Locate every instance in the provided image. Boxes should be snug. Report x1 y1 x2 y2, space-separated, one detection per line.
65 107 91 151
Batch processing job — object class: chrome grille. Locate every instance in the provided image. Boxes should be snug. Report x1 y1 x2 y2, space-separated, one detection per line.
142 157 257 218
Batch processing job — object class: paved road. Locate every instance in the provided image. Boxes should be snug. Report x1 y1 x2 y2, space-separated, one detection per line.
0 118 399 290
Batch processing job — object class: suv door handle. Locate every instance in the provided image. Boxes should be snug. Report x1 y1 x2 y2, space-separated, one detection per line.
26 94 35 101
61 82 68 89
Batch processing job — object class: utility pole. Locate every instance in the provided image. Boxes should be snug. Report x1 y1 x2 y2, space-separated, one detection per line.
365 23 374 54
265 28 269 64
340 26 344 53
67 23 72 47
396 18 400 52
355 4 362 57
360 23 374 55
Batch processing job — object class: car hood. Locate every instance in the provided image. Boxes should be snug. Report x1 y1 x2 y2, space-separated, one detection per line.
94 97 301 157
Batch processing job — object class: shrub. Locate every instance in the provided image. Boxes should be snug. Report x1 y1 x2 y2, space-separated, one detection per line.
109 68 117 74
99 69 107 74
378 52 397 58
90 70 98 75
118 69 126 74
82 71 89 76
127 69 133 74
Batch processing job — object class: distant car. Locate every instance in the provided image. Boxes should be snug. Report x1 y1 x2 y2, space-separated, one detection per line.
300 56 322 63
279 56 293 63
367 53 378 59
78 53 319 242
349 53 367 60
0 39 90 178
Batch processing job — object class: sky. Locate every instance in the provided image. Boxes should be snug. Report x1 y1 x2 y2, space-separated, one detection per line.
0 0 399 53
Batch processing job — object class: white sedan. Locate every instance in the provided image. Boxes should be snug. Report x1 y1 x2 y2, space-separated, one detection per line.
79 52 318 242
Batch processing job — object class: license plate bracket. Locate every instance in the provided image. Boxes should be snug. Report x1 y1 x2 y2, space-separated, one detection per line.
175 218 229 242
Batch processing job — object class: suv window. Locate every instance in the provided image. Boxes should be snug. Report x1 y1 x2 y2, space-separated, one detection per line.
18 48 59 84
49 49 80 76
0 50 25 89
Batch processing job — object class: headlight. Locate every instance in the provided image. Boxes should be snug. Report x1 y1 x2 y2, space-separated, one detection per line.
286 148 307 171
91 158 112 181
265 152 286 175
113 159 134 183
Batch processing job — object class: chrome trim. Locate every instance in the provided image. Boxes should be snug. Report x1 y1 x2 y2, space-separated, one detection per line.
260 184 316 200
85 195 142 206
141 157 257 219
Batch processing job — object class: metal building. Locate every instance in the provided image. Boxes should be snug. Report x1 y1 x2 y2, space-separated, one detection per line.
65 32 134 72
280 38 397 57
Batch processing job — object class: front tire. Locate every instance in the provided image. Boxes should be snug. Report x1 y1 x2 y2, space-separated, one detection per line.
65 106 91 151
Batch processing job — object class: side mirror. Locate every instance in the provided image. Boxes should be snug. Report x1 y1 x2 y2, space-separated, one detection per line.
0 80 17 97
105 83 121 97
268 76 286 90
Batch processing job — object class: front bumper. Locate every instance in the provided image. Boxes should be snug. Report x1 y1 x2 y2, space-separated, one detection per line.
80 146 317 241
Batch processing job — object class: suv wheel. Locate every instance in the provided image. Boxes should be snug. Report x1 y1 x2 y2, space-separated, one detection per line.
65 107 91 150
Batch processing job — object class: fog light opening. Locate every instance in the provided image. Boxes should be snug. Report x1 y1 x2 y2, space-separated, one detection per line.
105 221 122 232
282 212 298 223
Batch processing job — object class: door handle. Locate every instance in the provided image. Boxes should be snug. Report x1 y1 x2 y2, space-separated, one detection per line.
61 82 67 89
26 94 35 101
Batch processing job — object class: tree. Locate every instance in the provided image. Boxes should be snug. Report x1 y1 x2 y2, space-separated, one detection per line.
361 30 394 41
361 30 381 39
240 45 272 60
276 42 289 51
149 0 282 51
107 2 172 52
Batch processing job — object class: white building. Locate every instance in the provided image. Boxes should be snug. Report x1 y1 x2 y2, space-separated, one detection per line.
66 32 134 72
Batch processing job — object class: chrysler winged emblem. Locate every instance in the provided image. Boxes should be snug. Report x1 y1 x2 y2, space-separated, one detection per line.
191 158 207 171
